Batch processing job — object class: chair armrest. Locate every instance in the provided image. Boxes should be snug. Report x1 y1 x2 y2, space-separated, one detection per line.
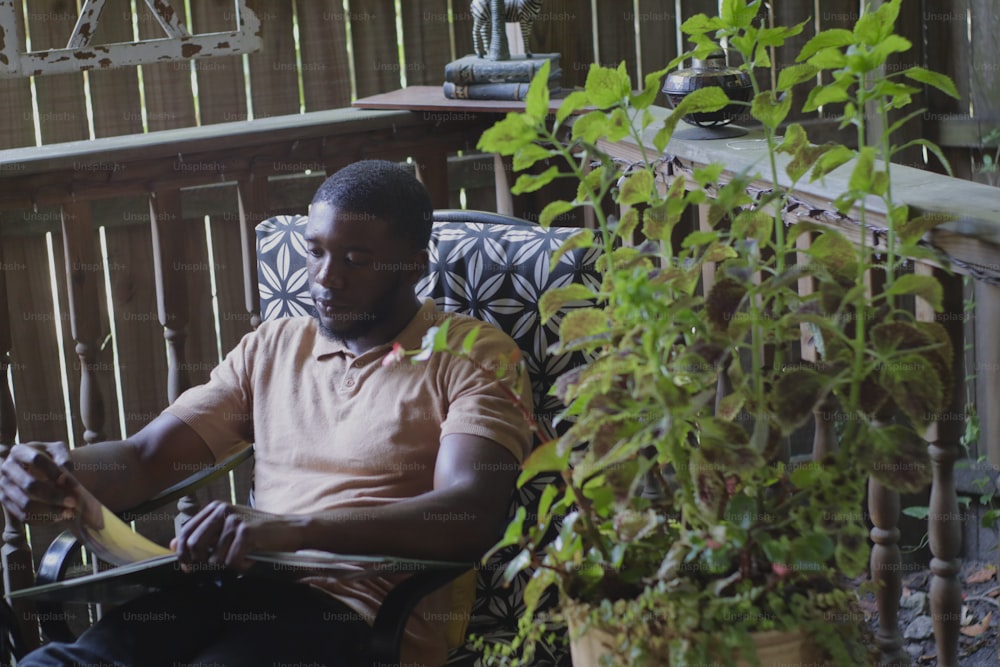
366 564 472 667
119 446 254 521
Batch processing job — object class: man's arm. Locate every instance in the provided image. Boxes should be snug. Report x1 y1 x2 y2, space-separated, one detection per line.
174 433 520 568
0 413 218 523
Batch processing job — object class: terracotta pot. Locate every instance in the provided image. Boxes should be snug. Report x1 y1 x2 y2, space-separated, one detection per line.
567 611 820 667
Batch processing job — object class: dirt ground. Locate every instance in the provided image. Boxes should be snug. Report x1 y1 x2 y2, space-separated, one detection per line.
858 560 998 666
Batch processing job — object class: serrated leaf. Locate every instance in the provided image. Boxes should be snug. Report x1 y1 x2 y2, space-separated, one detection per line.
835 522 870 577
720 0 760 29
537 200 575 231
772 368 829 433
549 227 593 269
518 439 569 485
867 424 932 493
556 90 591 124
618 169 654 206
808 231 858 281
797 29 855 62
811 145 855 181
616 207 639 240
606 107 631 142
477 113 538 155
585 62 632 109
655 86 729 150
904 66 960 99
717 392 745 421
461 328 479 355
513 143 555 172
525 60 552 121
559 308 609 347
849 147 876 192
887 274 944 311
777 64 818 92
803 82 850 112
632 66 670 109
853 12 883 46
538 284 597 322
807 46 848 70
897 213 954 243
751 90 791 129
512 166 559 194
571 109 611 144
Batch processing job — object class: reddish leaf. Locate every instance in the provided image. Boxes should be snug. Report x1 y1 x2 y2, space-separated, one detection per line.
959 611 992 637
965 564 996 584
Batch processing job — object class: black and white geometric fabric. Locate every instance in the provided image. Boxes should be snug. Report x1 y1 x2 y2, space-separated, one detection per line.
257 212 601 666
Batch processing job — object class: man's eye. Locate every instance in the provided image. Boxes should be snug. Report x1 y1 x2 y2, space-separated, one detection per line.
345 255 370 267
306 247 322 258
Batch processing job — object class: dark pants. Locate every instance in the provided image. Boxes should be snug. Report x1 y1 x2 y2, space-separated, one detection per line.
18 578 372 667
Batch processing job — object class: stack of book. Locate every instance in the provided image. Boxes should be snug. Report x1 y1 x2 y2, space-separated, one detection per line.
443 53 561 101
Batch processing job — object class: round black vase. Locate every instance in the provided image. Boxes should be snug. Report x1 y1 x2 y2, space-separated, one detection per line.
662 51 753 139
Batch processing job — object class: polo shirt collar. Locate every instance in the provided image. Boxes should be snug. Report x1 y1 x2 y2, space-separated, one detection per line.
311 299 438 360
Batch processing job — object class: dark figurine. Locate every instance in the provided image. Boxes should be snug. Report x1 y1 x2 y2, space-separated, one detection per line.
471 0 543 59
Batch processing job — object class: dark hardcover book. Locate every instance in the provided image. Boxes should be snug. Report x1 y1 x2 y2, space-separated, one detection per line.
443 71 562 101
444 53 561 85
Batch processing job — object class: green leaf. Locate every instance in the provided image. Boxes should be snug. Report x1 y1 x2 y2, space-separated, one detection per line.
720 0 760 29
432 319 451 352
524 60 552 121
867 424 932 493
853 9 888 47
808 231 858 281
834 522 870 577
540 200 578 229
848 147 877 192
680 13 723 35
538 284 597 322
790 532 834 571
803 82 850 112
618 169 654 206
893 139 953 176
872 34 912 63
655 86 729 150
585 62 631 109
797 29 855 62
549 227 593 269
559 308 609 348
606 107 631 142
751 91 792 129
811 145 855 181
556 90 591 124
897 212 954 243
512 166 560 194
902 505 930 520
571 109 611 144
518 440 569 485
631 66 670 109
807 47 848 70
513 143 555 172
460 328 479 355
477 113 538 155
777 64 818 92
772 368 829 433
887 274 944 311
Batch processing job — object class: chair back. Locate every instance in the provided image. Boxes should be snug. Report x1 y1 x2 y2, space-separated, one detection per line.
256 210 600 665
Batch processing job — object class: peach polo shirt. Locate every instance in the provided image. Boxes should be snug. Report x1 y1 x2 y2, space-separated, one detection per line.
163 299 532 666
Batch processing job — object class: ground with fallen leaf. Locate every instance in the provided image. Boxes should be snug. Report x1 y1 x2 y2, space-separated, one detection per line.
859 560 998 666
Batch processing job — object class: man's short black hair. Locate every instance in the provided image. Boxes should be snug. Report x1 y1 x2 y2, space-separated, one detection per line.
311 160 434 249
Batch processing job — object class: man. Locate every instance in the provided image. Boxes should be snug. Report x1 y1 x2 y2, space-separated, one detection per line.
0 160 532 666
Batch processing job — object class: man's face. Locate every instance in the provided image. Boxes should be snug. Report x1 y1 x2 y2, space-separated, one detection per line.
305 203 425 345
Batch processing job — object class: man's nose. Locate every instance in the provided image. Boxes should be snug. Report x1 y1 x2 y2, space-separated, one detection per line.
314 259 346 289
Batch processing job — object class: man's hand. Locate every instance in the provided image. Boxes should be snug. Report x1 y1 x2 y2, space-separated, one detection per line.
0 442 80 524
171 501 305 572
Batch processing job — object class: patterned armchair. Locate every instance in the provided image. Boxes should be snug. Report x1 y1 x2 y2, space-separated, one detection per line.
256 210 601 666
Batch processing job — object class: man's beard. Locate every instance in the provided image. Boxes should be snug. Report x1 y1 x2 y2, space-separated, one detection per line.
313 276 403 344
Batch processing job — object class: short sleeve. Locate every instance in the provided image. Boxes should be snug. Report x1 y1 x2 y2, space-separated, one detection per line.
439 320 533 463
162 331 256 462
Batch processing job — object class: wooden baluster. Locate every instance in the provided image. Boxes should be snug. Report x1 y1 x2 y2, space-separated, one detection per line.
0 258 40 652
149 190 195 530
868 447 906 666
237 175 268 330
917 264 963 667
974 281 1000 511
60 201 106 444
864 264 906 665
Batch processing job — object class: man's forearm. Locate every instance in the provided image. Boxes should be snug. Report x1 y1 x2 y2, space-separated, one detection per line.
68 440 155 512
298 486 508 562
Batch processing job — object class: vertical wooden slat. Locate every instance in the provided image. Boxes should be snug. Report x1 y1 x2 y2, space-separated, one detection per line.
135 0 198 131
0 1 35 149
0 243 38 651
85 0 143 138
594 0 638 83
246 0 300 119
773 0 818 125
976 282 1000 471
149 189 190 403
60 201 106 444
349 0 402 98
189 1 247 124
637 0 680 81
533 0 594 89
969 0 1000 181
401 0 452 86
918 263 965 667
237 175 269 329
922 0 974 179
297 0 352 111
26 1 90 144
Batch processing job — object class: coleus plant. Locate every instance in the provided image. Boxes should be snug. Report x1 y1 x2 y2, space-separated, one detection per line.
472 0 959 664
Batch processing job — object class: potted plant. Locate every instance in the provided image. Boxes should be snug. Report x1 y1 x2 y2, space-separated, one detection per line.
472 1 959 664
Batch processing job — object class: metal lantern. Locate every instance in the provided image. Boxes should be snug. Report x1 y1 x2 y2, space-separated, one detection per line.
662 51 753 128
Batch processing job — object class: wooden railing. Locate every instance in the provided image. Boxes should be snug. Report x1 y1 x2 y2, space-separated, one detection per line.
0 107 498 648
603 110 1000 667
0 104 997 664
